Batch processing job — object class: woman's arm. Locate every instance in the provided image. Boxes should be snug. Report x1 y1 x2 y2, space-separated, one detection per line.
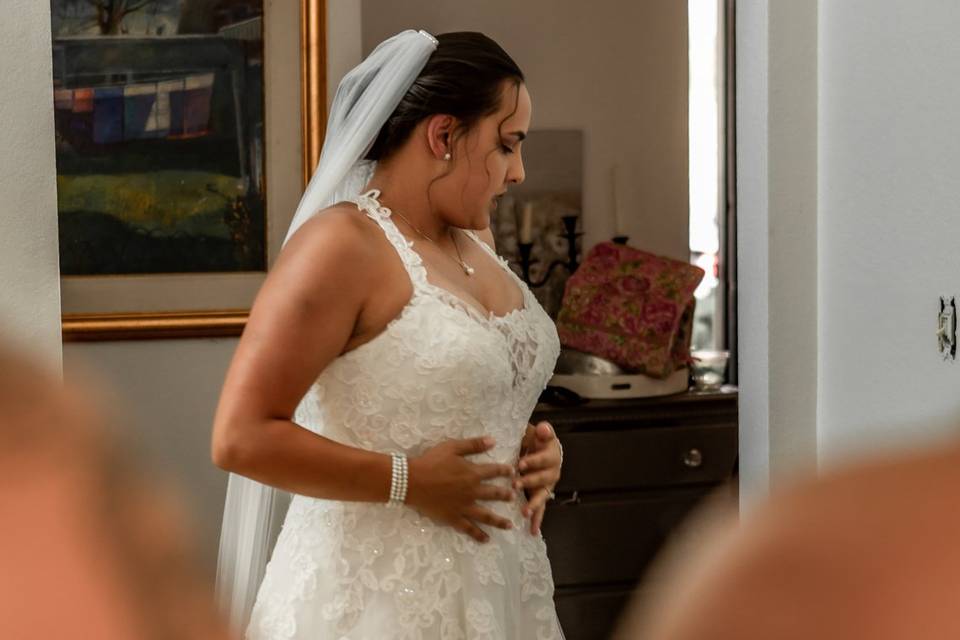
211 207 515 542
211 206 386 497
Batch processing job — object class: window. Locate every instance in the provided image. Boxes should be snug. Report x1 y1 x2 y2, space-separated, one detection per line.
688 0 734 379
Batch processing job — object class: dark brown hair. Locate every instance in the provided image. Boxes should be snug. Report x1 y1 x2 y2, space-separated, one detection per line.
365 31 525 163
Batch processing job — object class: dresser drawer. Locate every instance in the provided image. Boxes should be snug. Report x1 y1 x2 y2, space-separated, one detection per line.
552 423 736 493
541 489 709 587
554 585 635 640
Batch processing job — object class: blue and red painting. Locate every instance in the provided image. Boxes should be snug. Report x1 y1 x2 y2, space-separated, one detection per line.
51 0 266 275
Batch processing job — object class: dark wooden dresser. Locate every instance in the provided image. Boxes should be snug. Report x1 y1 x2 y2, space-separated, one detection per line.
533 389 739 640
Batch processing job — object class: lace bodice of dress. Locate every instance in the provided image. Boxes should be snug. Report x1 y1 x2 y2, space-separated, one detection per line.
293 188 561 464
245 190 565 640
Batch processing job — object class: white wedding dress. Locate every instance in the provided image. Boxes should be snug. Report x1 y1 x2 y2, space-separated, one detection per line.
245 189 565 639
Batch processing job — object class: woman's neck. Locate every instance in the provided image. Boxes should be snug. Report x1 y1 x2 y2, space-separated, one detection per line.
366 171 453 242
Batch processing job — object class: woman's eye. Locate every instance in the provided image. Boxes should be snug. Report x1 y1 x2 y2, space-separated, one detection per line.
500 144 514 154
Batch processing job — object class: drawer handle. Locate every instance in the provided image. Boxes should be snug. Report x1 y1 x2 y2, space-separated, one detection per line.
683 448 704 468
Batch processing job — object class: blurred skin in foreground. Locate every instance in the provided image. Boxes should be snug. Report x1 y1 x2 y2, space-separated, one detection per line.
0 344 231 640
613 443 960 640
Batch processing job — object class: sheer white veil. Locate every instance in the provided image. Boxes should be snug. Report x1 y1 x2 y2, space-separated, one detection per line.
215 28 438 635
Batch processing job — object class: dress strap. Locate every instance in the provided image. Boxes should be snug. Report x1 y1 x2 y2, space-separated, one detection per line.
351 189 430 293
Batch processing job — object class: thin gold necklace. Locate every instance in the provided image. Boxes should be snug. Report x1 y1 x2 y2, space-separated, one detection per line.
390 209 475 276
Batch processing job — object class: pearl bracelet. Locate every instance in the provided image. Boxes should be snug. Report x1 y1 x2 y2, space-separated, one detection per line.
388 452 408 507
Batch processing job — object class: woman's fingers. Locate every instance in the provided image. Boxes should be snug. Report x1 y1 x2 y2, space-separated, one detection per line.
474 484 514 502
518 448 559 472
475 462 516 480
534 421 556 442
530 503 545 536
455 518 489 543
522 487 551 517
521 487 550 535
465 505 513 531
513 469 556 490
451 436 496 456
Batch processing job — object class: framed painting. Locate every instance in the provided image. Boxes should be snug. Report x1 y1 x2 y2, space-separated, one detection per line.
55 0 327 340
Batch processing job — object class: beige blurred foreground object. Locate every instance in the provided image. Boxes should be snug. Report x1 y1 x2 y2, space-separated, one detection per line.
0 344 232 640
614 443 960 640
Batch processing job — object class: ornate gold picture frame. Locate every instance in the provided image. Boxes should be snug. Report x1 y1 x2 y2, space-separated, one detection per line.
61 0 326 341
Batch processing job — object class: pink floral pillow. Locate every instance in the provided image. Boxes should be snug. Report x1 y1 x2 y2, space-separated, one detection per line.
556 242 705 379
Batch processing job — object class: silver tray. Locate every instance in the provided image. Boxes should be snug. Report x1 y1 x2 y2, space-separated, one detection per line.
554 348 633 376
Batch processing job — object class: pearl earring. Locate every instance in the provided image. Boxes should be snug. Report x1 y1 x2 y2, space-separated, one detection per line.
444 152 451 161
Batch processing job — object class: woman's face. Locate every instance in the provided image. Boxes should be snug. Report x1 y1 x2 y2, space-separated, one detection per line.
436 81 531 229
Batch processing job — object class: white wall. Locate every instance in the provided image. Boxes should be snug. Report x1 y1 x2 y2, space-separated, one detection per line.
737 0 819 503
0 1 62 370
361 0 690 260
739 0 960 503
326 0 364 107
818 0 960 464
63 339 238 572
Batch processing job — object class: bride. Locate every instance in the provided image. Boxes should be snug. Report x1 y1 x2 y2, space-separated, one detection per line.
212 29 565 639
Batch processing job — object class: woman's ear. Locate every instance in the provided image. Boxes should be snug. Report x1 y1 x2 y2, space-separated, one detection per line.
425 114 455 160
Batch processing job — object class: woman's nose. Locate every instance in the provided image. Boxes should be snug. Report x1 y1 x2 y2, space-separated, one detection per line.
509 160 525 185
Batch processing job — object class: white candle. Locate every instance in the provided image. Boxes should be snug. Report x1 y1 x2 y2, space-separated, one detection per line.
520 202 533 244
611 164 623 237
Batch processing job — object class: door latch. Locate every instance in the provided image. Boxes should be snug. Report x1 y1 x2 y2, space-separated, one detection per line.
937 296 956 360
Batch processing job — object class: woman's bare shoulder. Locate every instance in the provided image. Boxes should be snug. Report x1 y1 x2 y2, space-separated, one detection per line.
264 201 391 306
280 202 381 260
288 201 367 238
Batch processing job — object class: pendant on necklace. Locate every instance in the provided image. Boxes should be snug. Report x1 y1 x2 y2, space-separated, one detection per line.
462 263 475 276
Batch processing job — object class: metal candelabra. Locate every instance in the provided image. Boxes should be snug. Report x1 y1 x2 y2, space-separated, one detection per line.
514 214 588 288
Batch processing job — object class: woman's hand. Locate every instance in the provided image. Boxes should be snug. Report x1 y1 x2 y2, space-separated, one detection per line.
516 421 562 535
406 436 516 543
